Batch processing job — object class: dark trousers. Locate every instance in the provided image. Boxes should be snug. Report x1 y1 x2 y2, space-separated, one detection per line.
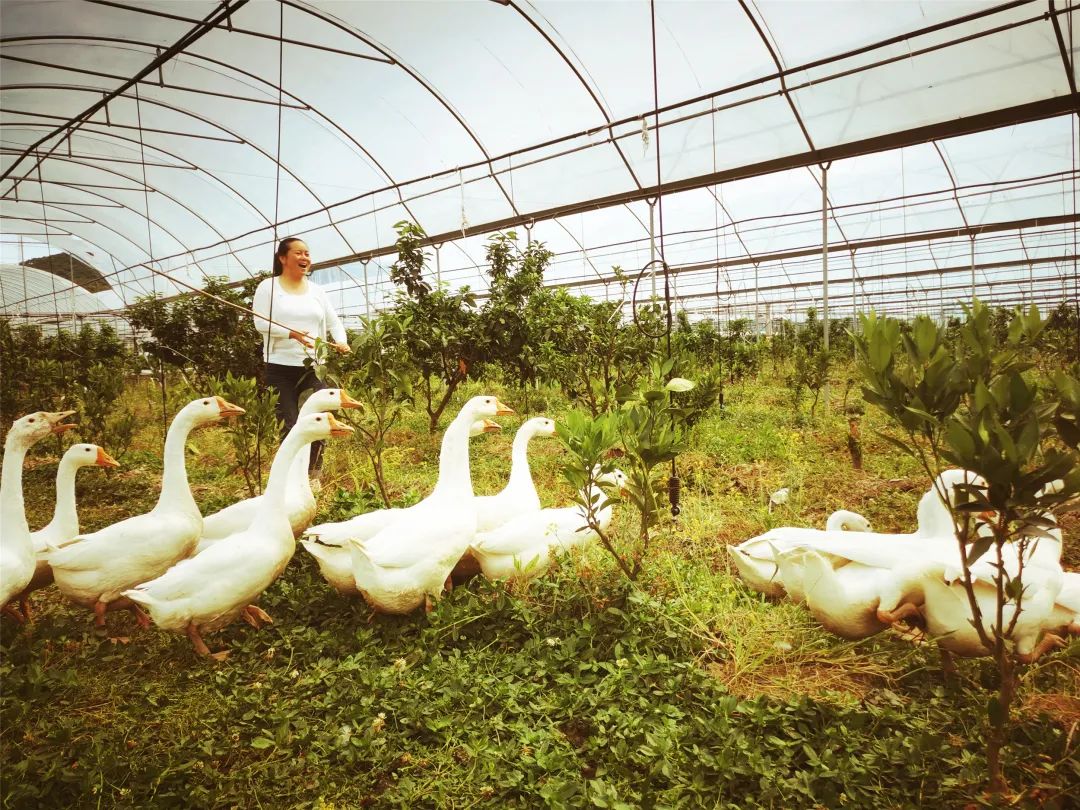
264 362 327 474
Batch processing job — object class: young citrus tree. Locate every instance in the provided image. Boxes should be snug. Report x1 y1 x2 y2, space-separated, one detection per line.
856 300 1079 793
557 360 701 581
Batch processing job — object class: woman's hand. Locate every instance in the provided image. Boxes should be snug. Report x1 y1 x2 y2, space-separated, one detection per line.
288 330 315 348
331 341 351 355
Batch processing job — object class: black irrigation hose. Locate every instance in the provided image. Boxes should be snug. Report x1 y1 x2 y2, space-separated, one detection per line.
648 0 680 518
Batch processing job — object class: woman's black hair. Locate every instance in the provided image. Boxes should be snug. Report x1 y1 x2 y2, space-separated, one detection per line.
272 236 304 276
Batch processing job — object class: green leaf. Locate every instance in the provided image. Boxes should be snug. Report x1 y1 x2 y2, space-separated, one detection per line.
665 377 695 393
250 737 274 749
944 421 976 461
873 430 915 457
965 535 994 566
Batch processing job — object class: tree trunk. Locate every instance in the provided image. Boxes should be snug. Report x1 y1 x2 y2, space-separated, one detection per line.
368 449 390 508
986 649 1015 794
428 375 461 432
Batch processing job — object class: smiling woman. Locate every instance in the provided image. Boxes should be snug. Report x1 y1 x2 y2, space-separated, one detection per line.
251 236 351 478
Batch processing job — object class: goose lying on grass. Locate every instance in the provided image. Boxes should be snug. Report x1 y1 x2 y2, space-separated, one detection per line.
125 412 353 660
195 388 360 554
301 419 500 597
470 469 628 581
347 396 513 614
787 548 928 640
47 397 243 637
727 509 873 599
875 559 1068 663
1 411 77 623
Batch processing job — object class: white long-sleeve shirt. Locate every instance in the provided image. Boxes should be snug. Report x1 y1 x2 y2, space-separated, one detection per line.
251 276 347 366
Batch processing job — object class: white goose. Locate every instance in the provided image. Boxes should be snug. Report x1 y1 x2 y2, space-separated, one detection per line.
476 417 557 531
881 560 1068 663
195 388 361 553
1 411 77 622
47 396 244 636
727 509 873 599
470 469 628 581
453 416 557 579
792 548 929 640
300 419 501 596
124 412 353 660
347 395 513 614
22 443 120 613
728 469 989 598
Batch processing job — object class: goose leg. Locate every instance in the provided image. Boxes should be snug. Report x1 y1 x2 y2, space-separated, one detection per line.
105 596 151 630
17 591 33 624
186 622 230 662
876 602 921 626
242 605 273 629
93 600 109 637
938 646 958 683
425 594 435 613
2 603 26 624
128 604 151 629
1016 633 1066 664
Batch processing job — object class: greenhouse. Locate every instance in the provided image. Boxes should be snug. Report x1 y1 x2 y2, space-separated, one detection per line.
1 1 1079 807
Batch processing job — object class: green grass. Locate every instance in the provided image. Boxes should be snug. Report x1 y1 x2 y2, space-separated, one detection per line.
2 371 1078 808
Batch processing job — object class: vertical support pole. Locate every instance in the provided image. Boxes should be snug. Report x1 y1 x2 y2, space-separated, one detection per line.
821 162 830 411
434 243 442 287
970 235 976 303
753 262 759 336
648 199 657 301
850 250 858 360
361 258 371 320
940 269 945 325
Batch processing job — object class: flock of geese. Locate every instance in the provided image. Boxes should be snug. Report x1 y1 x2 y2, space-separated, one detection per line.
729 470 1080 663
0 393 625 659
2 389 1077 664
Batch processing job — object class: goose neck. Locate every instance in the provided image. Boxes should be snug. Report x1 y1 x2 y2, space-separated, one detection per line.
431 409 476 500
287 443 313 497
158 412 199 516
506 426 537 493
917 489 955 538
47 456 81 534
264 428 311 505
1 437 32 539
584 483 615 531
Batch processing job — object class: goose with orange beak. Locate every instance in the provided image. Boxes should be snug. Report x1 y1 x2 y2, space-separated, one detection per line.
347 396 514 614
1 410 77 622
125 412 354 660
14 444 122 621
47 397 243 638
196 388 362 552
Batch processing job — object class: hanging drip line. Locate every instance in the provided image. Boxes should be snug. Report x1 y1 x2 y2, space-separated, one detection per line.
630 2 674 351
133 82 169 441
626 0 681 517
433 242 443 287
259 0 286 495
360 257 371 320
459 168 469 237
35 160 69 405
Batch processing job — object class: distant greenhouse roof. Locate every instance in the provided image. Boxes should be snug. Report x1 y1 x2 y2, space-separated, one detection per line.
0 0 1076 323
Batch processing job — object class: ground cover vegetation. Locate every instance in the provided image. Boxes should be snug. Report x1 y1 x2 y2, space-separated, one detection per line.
1 229 1078 808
